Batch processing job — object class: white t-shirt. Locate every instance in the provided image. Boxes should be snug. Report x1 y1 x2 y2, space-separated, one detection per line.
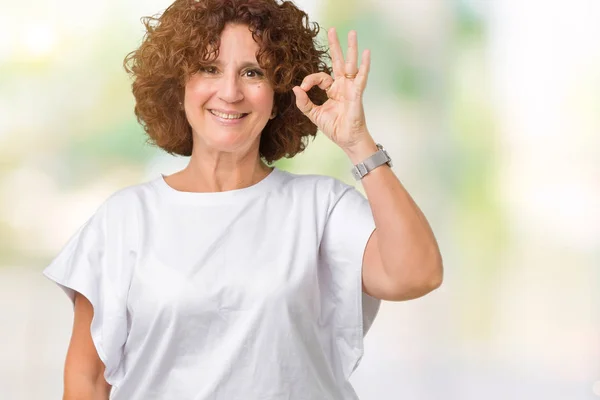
44 167 380 400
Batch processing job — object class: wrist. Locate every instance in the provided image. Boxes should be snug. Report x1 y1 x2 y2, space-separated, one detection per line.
343 135 378 164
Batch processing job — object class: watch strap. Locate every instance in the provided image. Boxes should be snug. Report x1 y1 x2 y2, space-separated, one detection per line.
351 144 393 180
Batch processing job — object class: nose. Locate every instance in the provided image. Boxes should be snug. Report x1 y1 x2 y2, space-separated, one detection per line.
217 72 244 103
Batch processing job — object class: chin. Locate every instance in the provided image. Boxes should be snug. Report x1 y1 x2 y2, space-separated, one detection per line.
199 132 258 154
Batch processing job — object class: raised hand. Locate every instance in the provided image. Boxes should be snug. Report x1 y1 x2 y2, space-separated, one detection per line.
292 28 372 151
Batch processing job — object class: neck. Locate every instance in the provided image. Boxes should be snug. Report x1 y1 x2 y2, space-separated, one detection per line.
176 148 272 193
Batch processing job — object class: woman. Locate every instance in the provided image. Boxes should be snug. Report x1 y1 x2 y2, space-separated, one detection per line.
44 0 443 398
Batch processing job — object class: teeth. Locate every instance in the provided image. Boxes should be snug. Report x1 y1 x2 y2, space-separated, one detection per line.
210 110 245 119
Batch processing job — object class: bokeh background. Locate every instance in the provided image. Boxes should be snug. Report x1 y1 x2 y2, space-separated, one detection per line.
1 0 599 398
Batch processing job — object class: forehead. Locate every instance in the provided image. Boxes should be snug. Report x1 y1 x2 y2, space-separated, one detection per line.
216 23 261 61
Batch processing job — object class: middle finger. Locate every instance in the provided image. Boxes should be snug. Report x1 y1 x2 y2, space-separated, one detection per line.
327 28 345 79
345 30 358 76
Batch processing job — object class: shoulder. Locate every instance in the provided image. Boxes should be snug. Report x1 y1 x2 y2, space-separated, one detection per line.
90 178 158 230
103 177 157 208
276 168 354 201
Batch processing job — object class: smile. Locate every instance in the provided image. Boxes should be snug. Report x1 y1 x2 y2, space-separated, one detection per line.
209 110 248 120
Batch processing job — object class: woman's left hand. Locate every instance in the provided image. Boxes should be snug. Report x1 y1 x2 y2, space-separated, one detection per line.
292 28 372 152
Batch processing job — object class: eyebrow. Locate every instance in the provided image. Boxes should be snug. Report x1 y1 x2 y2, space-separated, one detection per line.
210 60 263 70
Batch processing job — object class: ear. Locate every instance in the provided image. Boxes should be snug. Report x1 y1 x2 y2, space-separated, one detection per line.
270 108 277 119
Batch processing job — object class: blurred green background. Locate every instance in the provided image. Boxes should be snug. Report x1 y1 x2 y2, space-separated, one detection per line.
1 0 599 398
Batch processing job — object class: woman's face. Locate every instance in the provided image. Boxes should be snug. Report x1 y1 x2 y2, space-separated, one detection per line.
184 23 275 155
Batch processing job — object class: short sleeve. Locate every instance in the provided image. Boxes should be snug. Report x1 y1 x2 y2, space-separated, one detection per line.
42 201 133 386
318 180 381 380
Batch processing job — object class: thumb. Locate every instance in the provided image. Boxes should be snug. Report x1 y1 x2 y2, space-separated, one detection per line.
292 86 316 117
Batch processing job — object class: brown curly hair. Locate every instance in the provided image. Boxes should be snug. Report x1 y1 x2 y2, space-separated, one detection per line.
123 0 331 163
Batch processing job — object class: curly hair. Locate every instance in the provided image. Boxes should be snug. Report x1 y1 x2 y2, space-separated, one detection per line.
123 0 331 163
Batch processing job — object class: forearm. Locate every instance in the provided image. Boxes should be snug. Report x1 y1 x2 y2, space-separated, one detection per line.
344 134 443 287
64 372 110 400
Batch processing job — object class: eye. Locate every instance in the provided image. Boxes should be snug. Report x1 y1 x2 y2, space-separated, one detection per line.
244 69 264 78
199 66 217 74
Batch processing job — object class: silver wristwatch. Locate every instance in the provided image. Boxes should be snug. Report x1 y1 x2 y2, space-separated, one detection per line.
351 143 393 180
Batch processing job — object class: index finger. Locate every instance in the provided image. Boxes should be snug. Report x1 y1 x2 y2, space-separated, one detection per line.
327 28 345 79
300 72 334 91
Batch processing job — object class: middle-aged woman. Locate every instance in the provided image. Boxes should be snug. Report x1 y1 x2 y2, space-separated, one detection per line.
43 0 443 399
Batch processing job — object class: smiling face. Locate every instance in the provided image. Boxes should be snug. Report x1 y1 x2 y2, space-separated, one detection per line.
183 23 275 157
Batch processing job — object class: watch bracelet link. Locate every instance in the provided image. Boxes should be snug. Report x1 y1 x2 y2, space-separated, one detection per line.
350 143 393 180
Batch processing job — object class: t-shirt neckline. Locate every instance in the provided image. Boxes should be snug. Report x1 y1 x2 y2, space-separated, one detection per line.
152 166 283 205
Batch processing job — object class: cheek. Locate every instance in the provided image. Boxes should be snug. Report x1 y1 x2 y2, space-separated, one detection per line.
248 85 274 114
185 78 211 103
185 88 209 104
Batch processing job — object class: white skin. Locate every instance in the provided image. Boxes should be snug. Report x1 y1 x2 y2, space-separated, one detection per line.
165 22 276 192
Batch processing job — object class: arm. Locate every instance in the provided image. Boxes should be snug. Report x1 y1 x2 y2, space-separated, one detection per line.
292 29 443 300
63 292 111 400
345 136 443 301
